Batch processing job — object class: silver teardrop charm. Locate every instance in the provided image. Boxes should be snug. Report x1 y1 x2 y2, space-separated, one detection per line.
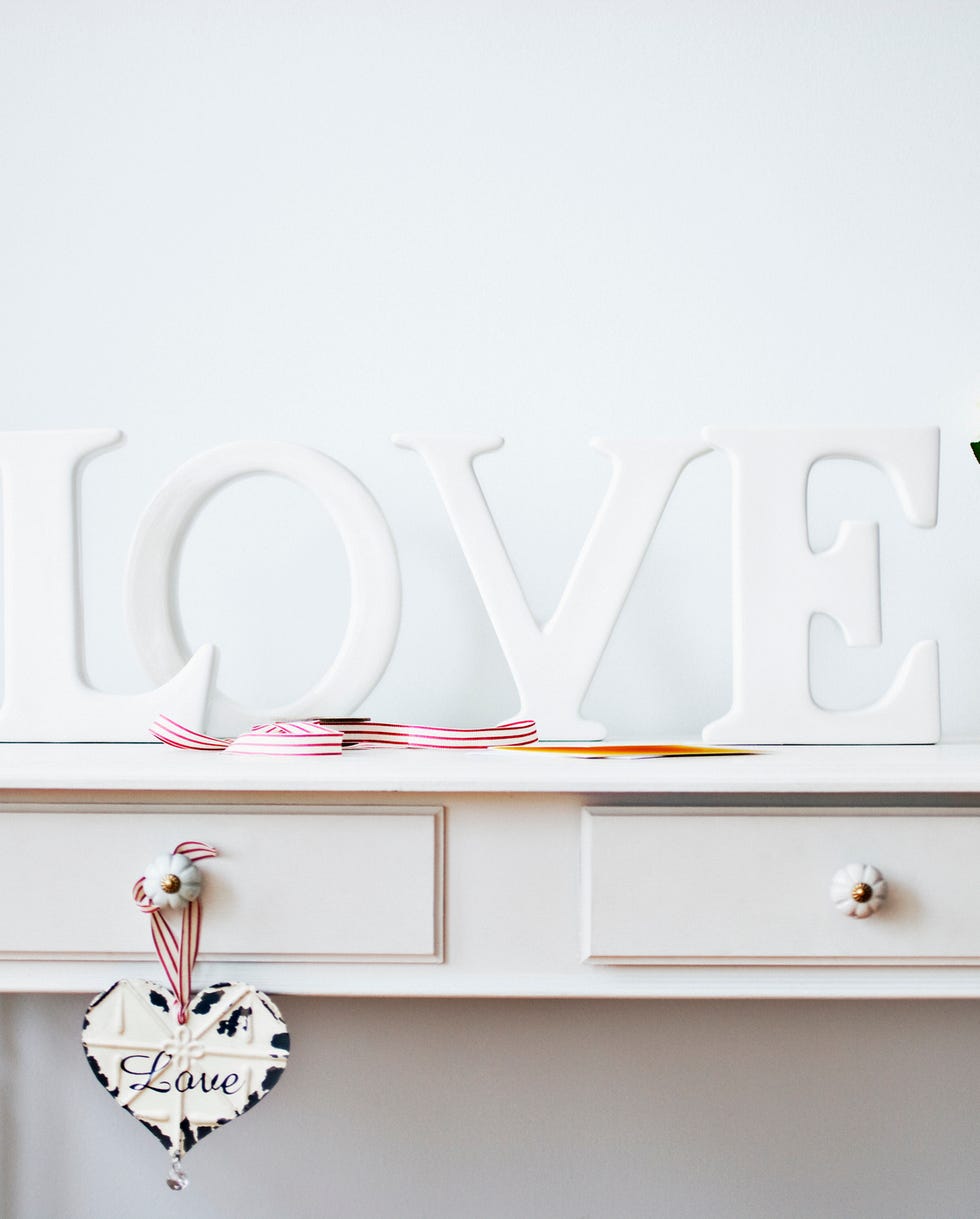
167 1153 188 1191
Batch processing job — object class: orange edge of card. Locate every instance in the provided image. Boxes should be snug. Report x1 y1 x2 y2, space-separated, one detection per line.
495 744 756 756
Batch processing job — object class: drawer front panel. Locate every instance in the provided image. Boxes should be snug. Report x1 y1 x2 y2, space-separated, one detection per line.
0 806 443 962
583 810 980 963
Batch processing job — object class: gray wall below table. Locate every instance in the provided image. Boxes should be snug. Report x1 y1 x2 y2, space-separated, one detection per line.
2 994 977 1219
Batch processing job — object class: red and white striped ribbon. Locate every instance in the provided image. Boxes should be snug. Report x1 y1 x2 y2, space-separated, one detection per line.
151 714 537 755
321 719 538 750
133 841 217 1025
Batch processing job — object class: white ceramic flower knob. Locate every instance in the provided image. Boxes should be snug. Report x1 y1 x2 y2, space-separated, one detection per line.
143 853 203 910
830 863 887 918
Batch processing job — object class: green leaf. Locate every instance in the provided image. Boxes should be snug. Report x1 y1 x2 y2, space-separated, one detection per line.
972 440 980 465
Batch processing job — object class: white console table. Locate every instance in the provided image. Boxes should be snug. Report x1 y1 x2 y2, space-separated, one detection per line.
2 742 978 999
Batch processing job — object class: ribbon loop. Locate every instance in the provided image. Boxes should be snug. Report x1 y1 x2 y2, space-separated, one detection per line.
134 841 217 1024
150 714 537 754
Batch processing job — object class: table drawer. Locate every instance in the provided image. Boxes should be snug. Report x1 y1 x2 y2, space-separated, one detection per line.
582 809 980 964
0 805 443 963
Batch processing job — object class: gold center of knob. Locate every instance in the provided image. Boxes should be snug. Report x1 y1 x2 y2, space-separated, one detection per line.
851 881 873 904
160 873 182 895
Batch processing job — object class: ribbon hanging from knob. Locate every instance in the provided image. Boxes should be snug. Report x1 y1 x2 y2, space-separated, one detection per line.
133 840 218 1023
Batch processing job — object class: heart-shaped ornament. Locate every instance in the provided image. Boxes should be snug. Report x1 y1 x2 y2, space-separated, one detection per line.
82 979 289 1159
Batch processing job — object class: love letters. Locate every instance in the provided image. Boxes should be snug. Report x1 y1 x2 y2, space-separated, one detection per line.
0 427 941 744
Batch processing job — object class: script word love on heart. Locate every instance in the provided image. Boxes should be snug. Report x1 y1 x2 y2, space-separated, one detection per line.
82 979 290 1158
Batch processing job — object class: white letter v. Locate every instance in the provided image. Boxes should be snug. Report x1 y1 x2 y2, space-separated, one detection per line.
395 433 706 739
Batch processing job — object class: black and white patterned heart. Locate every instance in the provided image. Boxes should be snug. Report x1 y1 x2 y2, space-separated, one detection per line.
82 979 289 1159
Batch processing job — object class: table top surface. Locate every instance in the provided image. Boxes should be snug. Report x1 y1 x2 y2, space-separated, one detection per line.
0 740 976 796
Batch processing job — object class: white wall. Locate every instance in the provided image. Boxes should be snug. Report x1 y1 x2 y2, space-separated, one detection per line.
6 994 980 1219
2 2 980 1215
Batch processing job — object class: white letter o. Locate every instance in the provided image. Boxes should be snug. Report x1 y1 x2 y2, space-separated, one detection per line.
126 441 400 729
